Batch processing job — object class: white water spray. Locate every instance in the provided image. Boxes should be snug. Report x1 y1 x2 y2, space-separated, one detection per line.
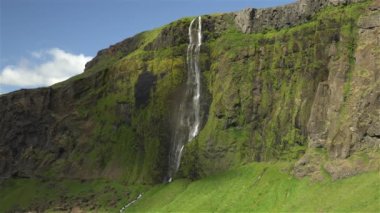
168 16 202 181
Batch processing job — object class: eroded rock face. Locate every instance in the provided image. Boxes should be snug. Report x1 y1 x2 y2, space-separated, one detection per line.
85 34 144 71
295 1 380 179
0 18 191 183
0 87 85 178
144 20 189 51
0 69 131 179
234 8 256 33
135 71 157 108
234 0 367 33
0 0 378 183
0 88 55 178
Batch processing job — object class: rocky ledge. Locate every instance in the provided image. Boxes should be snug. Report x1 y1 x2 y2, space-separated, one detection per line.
234 0 366 33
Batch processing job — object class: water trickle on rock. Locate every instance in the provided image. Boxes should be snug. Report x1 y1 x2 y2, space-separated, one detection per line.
168 16 202 182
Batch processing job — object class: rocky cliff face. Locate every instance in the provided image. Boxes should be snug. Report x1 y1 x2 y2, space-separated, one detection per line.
234 0 366 33
295 0 380 179
179 0 379 179
0 70 109 179
0 0 378 183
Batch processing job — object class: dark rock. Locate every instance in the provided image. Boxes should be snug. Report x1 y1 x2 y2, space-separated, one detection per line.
225 117 239 129
134 71 157 108
295 1 380 178
234 0 367 33
144 20 189 51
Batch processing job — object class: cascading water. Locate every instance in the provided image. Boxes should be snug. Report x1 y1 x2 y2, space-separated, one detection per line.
168 16 202 182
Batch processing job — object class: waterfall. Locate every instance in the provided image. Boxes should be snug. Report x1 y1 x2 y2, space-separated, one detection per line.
168 16 202 182
187 16 202 142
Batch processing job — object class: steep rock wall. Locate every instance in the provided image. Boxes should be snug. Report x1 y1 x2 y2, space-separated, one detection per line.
234 0 366 33
0 70 109 179
180 0 379 179
295 0 380 180
0 21 192 183
0 0 378 183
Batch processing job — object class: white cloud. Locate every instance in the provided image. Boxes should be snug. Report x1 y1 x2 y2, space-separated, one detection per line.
0 48 92 88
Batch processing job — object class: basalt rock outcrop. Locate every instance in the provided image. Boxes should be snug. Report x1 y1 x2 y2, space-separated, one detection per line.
0 69 110 179
234 0 366 33
0 0 379 184
182 0 379 179
295 0 380 180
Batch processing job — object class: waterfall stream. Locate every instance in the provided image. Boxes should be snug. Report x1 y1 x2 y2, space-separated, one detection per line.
119 193 143 212
168 16 202 182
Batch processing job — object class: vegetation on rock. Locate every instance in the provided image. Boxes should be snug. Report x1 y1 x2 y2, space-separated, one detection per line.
0 0 379 212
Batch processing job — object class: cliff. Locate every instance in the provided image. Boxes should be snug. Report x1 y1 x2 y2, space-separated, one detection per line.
295 0 380 179
181 0 379 180
0 0 379 186
234 0 366 33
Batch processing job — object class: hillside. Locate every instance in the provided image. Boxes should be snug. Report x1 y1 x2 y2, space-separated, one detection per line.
1 162 379 212
0 0 379 212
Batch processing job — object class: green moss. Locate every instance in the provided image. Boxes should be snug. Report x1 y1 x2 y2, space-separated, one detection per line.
74 33 188 183
179 0 370 177
35 18 189 183
1 2 377 212
18 0 372 192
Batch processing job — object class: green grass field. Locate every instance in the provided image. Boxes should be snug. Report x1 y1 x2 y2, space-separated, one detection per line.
127 162 380 212
1 162 379 212
0 178 146 212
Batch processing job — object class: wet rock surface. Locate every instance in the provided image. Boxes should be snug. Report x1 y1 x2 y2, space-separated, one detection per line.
134 71 157 108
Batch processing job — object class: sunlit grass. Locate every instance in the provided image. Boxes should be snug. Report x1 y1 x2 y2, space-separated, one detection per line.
128 162 380 212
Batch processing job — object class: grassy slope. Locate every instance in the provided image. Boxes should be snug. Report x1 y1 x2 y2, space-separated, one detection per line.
0 178 149 212
128 162 380 212
1 162 378 212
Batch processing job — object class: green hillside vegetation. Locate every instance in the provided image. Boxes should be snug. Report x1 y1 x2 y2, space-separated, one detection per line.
180 0 371 178
3 0 371 184
0 0 379 212
127 162 380 212
1 162 379 212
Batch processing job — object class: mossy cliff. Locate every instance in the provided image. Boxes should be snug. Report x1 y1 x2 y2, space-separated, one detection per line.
0 0 379 189
181 0 380 180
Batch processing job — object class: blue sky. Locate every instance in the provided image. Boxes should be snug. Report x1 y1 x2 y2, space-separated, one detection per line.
0 0 294 94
